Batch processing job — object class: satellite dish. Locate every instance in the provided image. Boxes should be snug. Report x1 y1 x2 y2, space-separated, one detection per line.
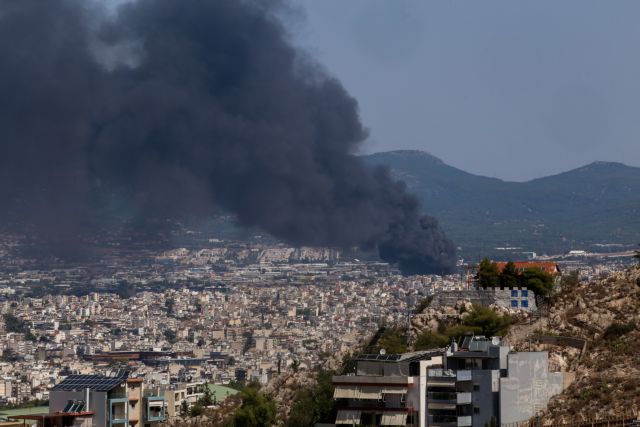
379 348 386 355
491 336 501 346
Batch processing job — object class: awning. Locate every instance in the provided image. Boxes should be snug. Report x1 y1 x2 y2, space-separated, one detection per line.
382 387 407 395
358 386 382 400
381 412 407 426
333 386 382 400
335 410 361 425
334 386 358 399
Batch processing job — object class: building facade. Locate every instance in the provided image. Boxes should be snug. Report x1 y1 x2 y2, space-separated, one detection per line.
11 374 167 427
332 336 567 427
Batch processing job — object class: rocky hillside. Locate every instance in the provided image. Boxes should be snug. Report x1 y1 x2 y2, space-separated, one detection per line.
409 267 640 421
523 268 640 421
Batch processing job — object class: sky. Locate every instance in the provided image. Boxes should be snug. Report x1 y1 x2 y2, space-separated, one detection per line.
103 0 640 182
295 0 640 181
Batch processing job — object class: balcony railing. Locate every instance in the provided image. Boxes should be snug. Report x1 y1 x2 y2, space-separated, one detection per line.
428 369 456 378
427 414 458 427
458 415 472 426
427 392 457 402
457 392 472 405
456 370 472 381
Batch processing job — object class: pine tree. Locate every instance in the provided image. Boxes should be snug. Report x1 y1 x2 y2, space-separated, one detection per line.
477 258 499 288
179 399 189 418
499 261 518 288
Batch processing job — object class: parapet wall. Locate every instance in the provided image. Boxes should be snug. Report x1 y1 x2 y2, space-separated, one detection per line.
431 287 537 311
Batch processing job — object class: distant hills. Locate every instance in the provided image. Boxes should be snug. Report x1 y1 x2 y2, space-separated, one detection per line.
363 150 640 261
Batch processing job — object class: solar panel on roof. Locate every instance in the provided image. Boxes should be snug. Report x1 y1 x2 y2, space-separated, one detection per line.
52 375 125 392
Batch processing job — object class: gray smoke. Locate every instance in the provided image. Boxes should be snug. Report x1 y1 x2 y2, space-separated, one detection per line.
0 0 455 274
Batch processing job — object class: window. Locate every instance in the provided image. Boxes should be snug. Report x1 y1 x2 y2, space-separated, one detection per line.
521 290 529 297
474 407 480 414
511 290 518 297
473 384 480 391
521 300 529 308
511 300 518 308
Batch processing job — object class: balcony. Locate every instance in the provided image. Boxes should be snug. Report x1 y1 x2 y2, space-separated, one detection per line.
109 398 128 426
427 392 456 410
333 375 413 386
427 414 458 427
456 392 472 405
427 369 457 387
458 415 472 426
456 370 472 381
146 396 167 423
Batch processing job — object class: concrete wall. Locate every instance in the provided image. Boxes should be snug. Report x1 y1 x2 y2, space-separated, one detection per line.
499 352 564 425
431 288 537 312
417 358 443 427
470 370 498 427
49 389 107 427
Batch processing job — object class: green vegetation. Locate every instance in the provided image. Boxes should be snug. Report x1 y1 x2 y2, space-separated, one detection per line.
0 400 48 412
461 305 511 337
367 327 408 354
561 270 580 288
414 305 511 350
477 258 500 288
163 329 177 344
3 314 29 334
285 371 336 427
179 399 189 417
200 383 214 407
189 401 204 417
413 296 433 314
603 322 634 340
521 267 554 297
498 261 518 287
477 258 555 296
414 331 450 350
164 298 175 314
229 383 276 427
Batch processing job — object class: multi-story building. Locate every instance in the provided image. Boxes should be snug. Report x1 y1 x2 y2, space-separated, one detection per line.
10 373 167 427
332 336 567 427
333 351 444 427
426 336 565 427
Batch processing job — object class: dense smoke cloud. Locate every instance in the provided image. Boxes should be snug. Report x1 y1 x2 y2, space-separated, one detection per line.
0 0 455 274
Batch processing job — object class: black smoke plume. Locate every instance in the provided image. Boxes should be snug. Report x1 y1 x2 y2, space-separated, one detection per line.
0 0 455 274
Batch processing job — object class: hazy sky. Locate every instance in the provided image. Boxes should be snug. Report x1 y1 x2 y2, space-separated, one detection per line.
296 0 640 181
104 0 640 181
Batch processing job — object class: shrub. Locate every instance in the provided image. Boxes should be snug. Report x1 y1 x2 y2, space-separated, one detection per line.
461 305 511 337
413 296 433 314
604 322 634 340
414 331 450 350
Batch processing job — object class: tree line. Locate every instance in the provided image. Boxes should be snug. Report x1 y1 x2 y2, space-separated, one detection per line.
476 258 554 296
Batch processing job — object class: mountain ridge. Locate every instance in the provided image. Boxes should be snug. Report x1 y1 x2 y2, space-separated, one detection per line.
363 150 640 259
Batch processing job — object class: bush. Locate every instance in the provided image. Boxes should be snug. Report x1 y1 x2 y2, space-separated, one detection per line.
413 296 433 314
603 322 634 340
230 383 276 427
368 327 408 354
461 305 511 337
285 371 336 427
521 268 554 296
444 324 483 340
414 331 450 350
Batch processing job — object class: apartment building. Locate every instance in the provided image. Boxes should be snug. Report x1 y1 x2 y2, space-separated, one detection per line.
427 336 565 427
333 351 444 427
332 336 567 427
10 374 167 427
